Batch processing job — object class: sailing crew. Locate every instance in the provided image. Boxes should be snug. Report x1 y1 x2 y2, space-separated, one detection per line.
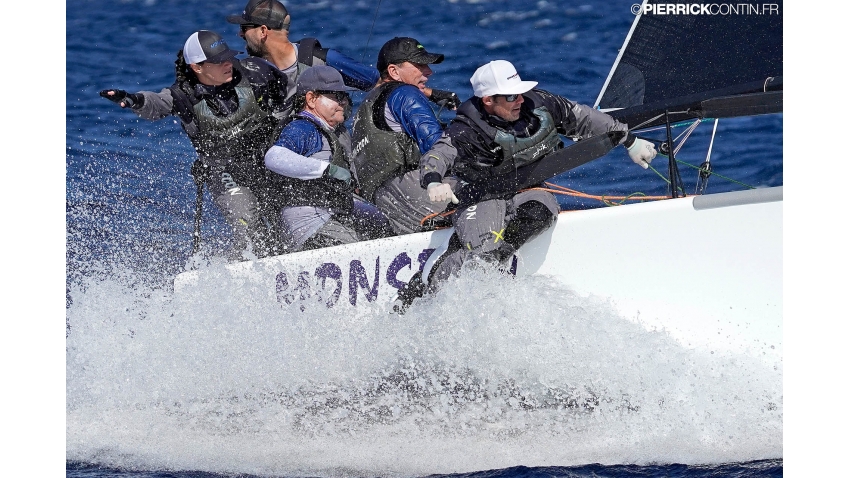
351 37 462 235
100 30 289 260
395 60 658 311
226 0 379 115
263 66 394 252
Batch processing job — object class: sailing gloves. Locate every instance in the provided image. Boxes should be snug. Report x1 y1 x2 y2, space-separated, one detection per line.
427 182 459 204
324 164 353 186
429 89 460 110
626 137 657 169
100 89 144 109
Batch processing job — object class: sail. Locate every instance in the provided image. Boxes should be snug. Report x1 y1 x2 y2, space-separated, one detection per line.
594 0 783 130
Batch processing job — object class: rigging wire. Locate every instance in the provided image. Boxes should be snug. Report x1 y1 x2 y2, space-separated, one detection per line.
418 158 757 228
647 156 755 190
360 0 384 63
672 119 701 157
696 119 719 195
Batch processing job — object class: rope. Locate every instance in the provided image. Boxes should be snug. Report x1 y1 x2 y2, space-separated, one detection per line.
417 158 756 227
536 183 668 206
647 156 756 190
418 183 668 227
415 115 756 226
420 209 455 227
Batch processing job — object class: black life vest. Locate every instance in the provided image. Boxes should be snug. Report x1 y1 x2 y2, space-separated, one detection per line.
266 114 354 213
458 95 562 175
170 69 281 170
350 82 421 202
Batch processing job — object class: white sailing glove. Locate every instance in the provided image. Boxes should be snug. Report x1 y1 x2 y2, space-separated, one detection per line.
627 138 657 169
427 182 459 204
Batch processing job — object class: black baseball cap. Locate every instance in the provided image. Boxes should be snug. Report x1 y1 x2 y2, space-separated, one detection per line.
226 0 290 31
376 37 445 72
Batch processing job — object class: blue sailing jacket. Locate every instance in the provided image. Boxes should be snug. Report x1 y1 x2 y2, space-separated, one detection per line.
384 84 443 154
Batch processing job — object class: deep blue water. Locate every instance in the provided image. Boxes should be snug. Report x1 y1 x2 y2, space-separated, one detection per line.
66 0 783 476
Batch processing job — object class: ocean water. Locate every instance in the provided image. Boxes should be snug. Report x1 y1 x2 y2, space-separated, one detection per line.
64 0 784 476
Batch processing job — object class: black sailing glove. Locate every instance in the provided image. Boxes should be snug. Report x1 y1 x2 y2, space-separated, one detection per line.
99 89 144 109
429 89 460 110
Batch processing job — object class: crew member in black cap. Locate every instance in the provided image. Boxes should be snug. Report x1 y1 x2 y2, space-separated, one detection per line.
226 0 379 105
350 37 461 236
263 66 393 252
100 30 291 260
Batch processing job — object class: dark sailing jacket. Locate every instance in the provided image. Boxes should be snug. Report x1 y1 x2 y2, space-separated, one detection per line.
242 37 379 118
132 60 289 185
421 89 630 187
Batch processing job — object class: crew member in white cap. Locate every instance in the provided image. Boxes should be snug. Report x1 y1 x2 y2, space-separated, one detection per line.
395 59 657 311
100 30 291 260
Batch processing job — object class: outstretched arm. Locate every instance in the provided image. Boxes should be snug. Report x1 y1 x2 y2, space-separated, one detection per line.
100 89 143 108
100 88 175 121
537 89 657 168
325 49 380 91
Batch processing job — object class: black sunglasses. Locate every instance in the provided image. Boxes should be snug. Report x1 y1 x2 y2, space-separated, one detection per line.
240 23 262 33
316 90 351 104
495 94 520 102
198 57 232 65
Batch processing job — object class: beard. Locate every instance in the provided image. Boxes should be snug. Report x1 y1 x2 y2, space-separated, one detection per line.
245 40 266 58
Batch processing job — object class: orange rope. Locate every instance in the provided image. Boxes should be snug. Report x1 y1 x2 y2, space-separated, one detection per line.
419 183 670 227
420 209 455 227
540 182 669 203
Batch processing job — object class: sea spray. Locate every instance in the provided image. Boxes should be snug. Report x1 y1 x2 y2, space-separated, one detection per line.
66 262 782 476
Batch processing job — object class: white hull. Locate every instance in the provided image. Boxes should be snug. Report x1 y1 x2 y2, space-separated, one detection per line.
175 186 782 361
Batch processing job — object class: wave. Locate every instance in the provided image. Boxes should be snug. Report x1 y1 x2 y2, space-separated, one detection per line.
66 263 782 475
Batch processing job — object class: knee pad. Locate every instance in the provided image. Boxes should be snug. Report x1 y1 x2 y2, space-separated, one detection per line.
503 201 556 249
479 242 517 265
516 200 556 223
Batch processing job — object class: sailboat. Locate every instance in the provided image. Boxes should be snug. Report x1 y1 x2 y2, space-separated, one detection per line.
174 0 783 362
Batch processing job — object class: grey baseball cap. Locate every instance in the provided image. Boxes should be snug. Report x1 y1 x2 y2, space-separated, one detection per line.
296 66 356 94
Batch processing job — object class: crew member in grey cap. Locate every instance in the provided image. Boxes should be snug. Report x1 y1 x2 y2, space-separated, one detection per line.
351 36 461 236
100 30 290 260
264 66 393 252
227 0 379 105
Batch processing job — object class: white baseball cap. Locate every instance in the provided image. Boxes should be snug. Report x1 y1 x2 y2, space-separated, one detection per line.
470 60 538 98
183 30 241 65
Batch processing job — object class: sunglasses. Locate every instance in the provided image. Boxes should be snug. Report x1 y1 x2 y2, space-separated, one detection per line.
198 57 232 65
316 90 351 104
240 23 262 33
495 94 520 102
